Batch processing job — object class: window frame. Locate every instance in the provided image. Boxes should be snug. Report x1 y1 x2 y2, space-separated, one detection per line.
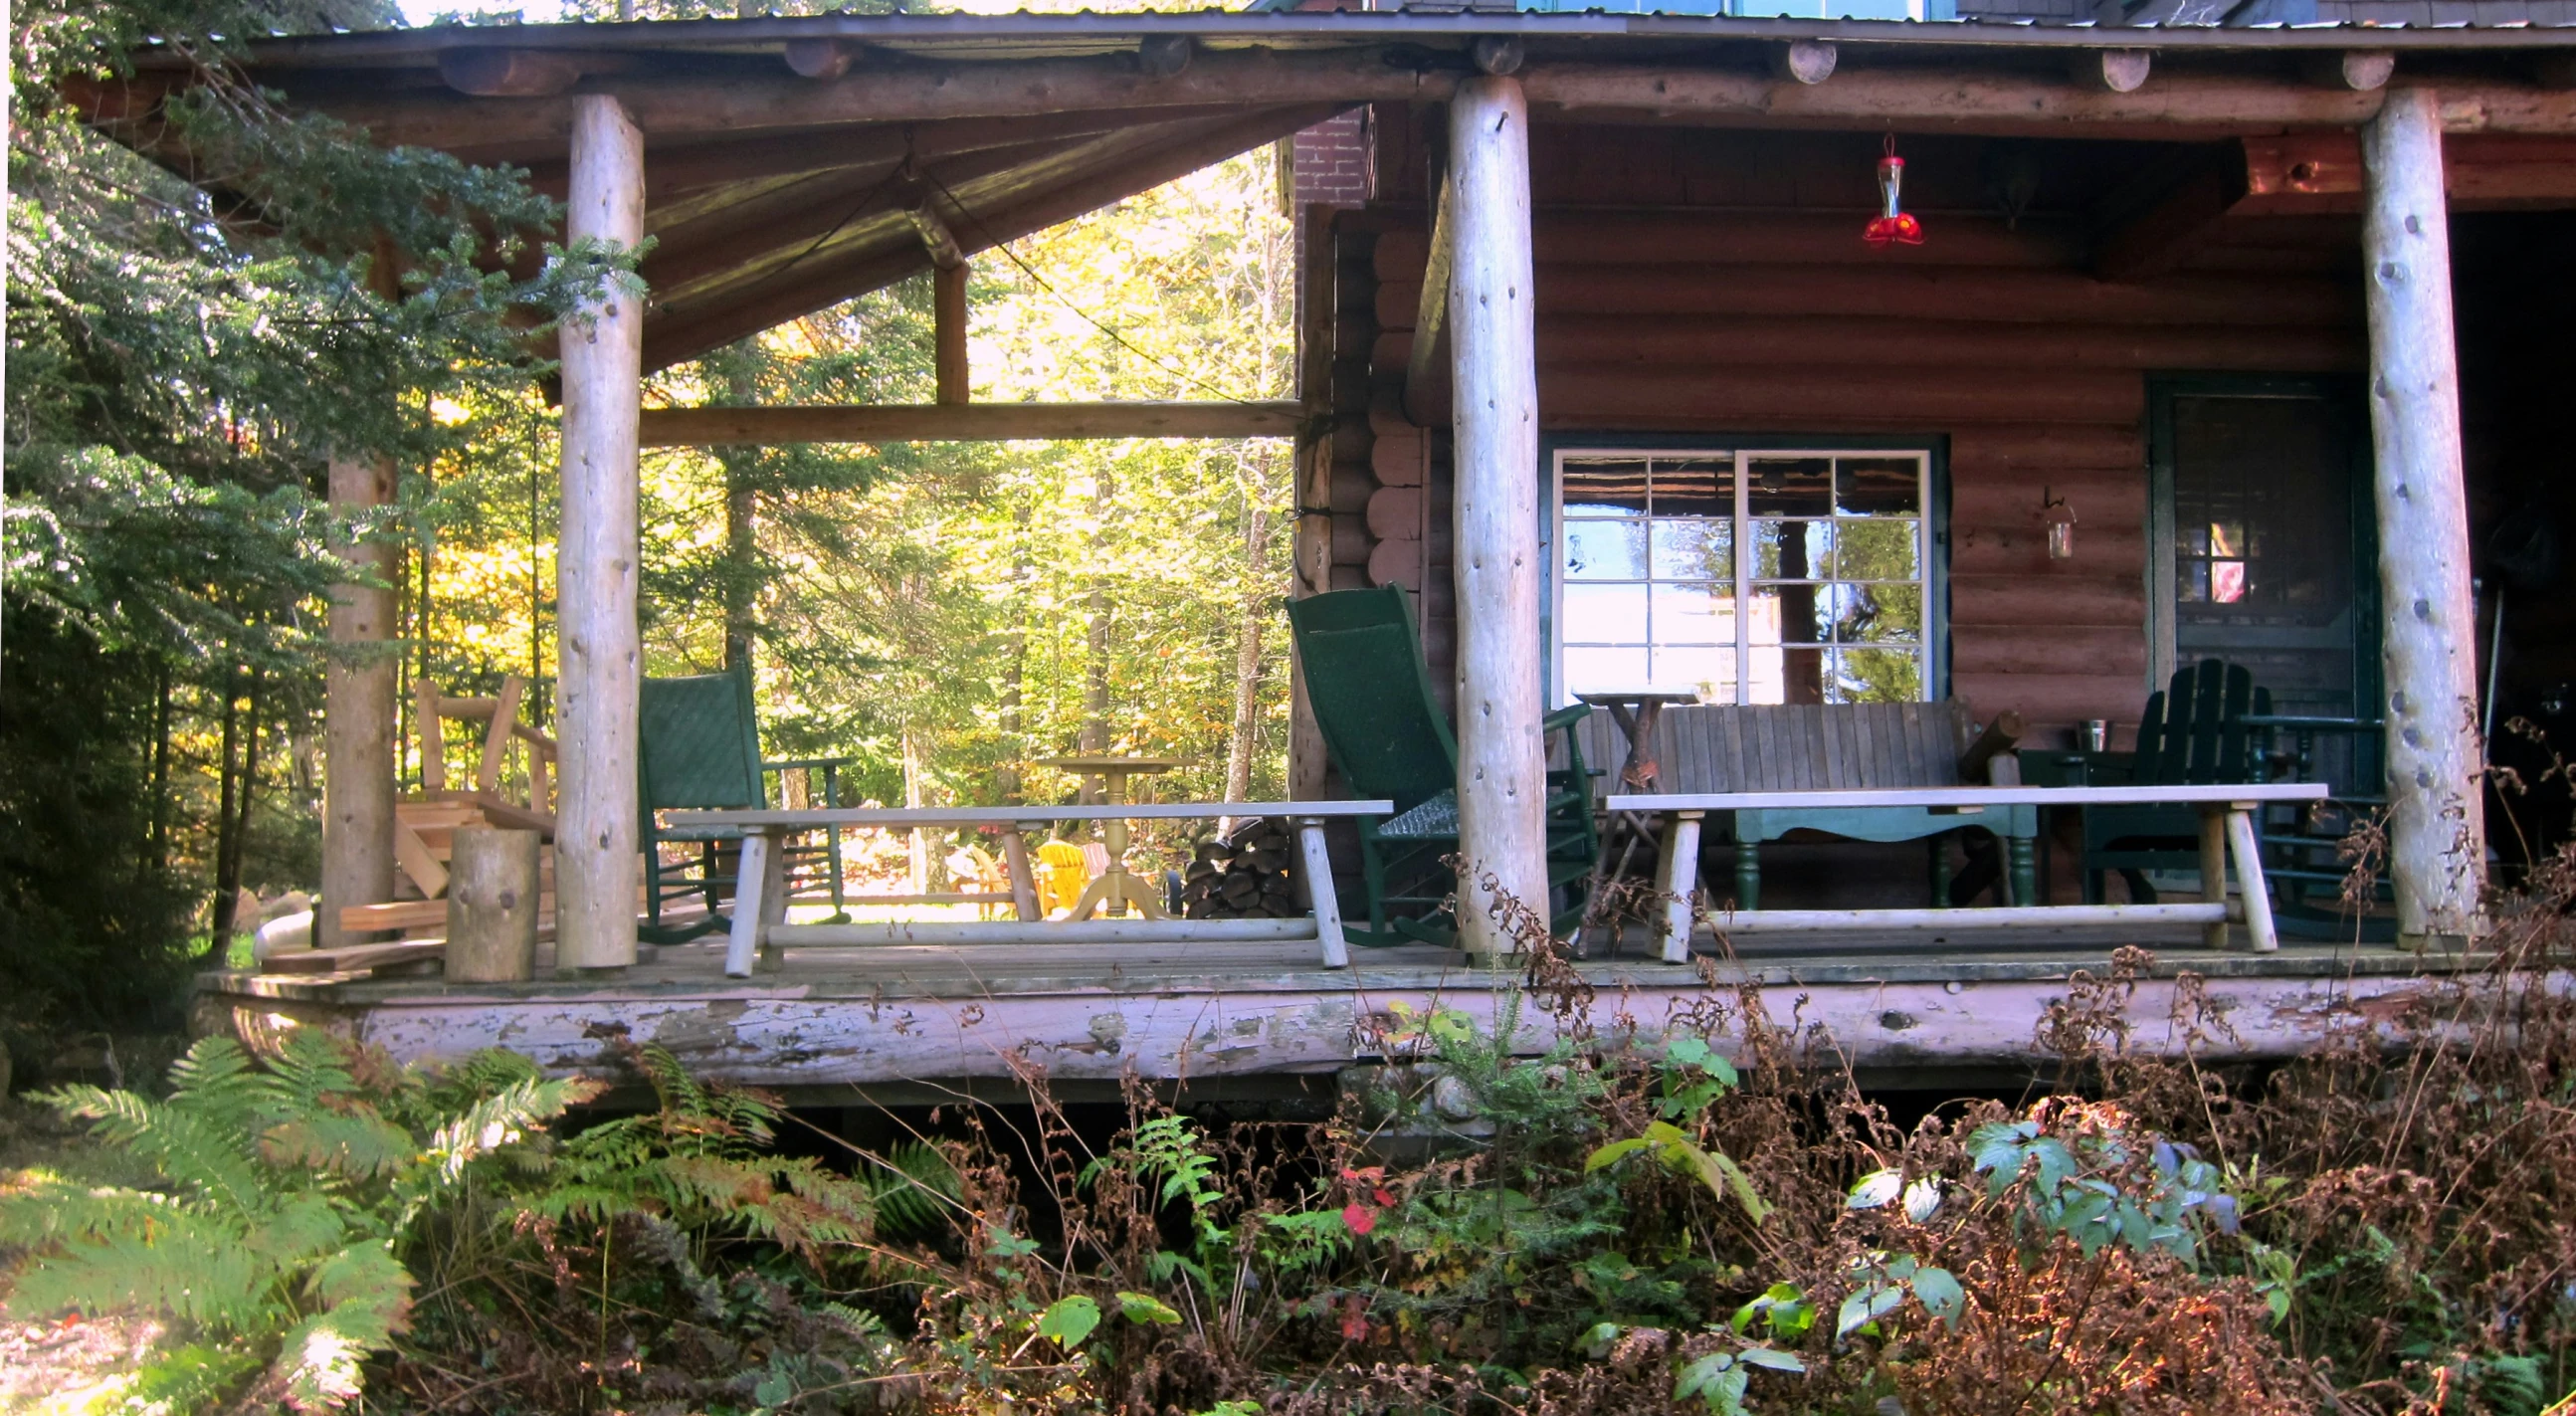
1542 434 1951 708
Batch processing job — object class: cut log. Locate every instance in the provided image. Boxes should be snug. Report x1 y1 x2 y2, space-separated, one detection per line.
446 828 542 984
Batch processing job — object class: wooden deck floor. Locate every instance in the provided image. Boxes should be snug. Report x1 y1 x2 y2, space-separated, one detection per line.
196 921 2500 1096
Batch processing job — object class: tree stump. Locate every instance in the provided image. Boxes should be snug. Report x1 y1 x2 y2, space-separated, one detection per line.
447 827 541 982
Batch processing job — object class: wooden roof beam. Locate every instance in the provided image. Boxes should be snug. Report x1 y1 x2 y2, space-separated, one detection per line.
641 136 1089 296
526 106 1245 204
639 102 1347 370
317 47 1444 154
639 400 1299 446
2090 142 2248 283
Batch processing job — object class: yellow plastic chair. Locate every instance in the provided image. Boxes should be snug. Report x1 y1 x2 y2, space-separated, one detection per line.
1035 840 1091 918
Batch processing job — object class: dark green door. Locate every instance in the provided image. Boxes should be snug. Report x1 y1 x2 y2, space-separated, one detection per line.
2149 377 2380 791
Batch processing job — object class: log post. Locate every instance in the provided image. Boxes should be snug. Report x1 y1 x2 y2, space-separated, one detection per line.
556 95 647 972
1447 76 1548 954
319 455 399 949
2361 86 2485 945
934 261 970 405
446 827 541 983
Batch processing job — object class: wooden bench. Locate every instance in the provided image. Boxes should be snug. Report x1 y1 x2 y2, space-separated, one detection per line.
1573 702 2031 907
667 801 1393 976
1611 782 2331 960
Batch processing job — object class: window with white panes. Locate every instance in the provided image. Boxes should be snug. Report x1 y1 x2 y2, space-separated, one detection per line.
1553 448 1935 706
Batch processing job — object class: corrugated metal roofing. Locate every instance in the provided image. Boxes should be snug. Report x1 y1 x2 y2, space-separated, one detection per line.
202 5 2576 72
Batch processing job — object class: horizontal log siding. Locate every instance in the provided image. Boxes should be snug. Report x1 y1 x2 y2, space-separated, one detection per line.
1342 169 2367 742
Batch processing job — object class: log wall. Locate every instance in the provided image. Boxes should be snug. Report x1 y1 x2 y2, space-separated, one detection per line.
1328 120 2373 742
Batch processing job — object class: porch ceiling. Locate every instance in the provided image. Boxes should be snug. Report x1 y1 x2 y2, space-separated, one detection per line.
77 10 2576 372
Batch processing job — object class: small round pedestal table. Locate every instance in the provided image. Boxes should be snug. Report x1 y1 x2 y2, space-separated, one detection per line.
1036 755 1188 919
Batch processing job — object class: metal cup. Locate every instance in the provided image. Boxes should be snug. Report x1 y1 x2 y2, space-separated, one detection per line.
2081 719 2110 753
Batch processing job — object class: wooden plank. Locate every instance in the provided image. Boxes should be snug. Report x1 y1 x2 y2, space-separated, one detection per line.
264 939 447 975
679 799 1392 828
640 400 1303 447
1703 902 2229 932
2361 88 2486 942
774 917 1318 946
1614 783 2327 810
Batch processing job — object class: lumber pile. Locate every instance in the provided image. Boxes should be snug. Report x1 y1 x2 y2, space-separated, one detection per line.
1178 819 1301 919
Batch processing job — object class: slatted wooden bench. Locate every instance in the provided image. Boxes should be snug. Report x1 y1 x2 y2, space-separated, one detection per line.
1572 701 2033 907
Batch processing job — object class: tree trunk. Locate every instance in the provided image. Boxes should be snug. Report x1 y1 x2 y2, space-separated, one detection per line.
997 505 1031 804
206 668 264 964
1080 470 1112 803
321 454 399 949
719 356 760 672
1224 494 1272 806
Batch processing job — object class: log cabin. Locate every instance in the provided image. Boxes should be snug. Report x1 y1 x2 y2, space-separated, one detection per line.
99 5 2576 1099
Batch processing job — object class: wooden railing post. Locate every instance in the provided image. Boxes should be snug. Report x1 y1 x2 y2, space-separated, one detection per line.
556 94 647 972
2361 86 2485 945
1448 73 1548 953
319 454 398 948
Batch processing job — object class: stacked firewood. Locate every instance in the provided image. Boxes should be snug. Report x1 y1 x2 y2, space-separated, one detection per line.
1178 819 1300 918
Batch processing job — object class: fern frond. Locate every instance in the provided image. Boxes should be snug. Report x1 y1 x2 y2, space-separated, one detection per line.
422 1077 598 1190
0 1176 178 1249
7 1216 275 1328
256 1030 365 1125
160 1036 265 1120
245 1194 355 1272
272 1281 405 1413
46 1089 270 1220
868 1140 963 1240
262 1110 417 1181
304 1240 415 1326
109 1341 263 1416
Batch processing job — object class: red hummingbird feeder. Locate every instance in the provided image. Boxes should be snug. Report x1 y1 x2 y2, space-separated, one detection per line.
1864 135 1925 249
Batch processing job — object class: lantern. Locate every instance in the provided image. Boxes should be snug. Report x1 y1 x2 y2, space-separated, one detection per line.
2044 489 2078 560
1864 134 1925 248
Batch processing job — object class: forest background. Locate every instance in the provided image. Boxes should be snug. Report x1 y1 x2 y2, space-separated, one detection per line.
1 0 1298 1051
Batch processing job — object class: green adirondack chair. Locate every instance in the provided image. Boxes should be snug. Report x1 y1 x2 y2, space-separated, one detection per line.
638 662 851 943
1285 584 1599 946
2078 658 2271 904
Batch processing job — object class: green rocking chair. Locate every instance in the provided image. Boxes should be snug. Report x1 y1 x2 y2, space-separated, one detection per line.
1285 584 1599 946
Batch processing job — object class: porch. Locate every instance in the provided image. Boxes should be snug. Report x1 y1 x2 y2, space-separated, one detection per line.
194 928 2464 1097
115 8 2576 1083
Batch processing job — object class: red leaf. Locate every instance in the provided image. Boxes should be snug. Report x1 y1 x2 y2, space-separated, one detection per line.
1342 1202 1377 1236
1340 1298 1371 1341
1372 1188 1395 1207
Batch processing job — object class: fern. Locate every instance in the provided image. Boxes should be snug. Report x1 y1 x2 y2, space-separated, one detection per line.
0 1032 598 1413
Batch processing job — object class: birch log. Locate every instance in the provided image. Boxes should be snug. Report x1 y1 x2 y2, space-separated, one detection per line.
556 95 647 971
2361 86 2486 943
319 455 398 949
1448 77 1548 953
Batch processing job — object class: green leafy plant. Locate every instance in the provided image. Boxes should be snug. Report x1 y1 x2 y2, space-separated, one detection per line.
0 1032 597 1411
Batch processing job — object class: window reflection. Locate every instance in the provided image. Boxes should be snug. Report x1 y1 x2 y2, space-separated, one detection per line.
1558 451 1932 706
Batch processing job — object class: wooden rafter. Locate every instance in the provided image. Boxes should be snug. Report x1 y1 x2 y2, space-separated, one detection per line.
639 102 1346 371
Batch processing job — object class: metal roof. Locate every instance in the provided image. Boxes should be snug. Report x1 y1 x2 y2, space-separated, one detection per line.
174 6 2576 69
